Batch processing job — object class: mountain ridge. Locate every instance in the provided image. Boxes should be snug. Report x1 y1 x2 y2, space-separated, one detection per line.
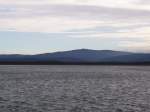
0 49 150 64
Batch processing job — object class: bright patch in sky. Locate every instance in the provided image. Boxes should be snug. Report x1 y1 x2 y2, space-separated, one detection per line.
0 0 150 54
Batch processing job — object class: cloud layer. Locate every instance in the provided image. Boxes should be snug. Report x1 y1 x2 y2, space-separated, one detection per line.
0 0 150 52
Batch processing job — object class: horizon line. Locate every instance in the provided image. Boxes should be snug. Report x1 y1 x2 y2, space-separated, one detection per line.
0 48 149 55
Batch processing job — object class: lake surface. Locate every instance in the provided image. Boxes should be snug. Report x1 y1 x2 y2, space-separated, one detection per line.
0 65 150 112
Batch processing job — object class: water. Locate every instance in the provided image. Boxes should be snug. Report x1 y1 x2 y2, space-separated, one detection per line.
0 65 150 112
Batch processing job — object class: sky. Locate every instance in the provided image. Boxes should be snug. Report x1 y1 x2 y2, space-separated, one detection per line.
0 0 150 54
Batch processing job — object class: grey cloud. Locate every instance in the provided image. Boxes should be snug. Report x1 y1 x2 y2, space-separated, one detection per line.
66 23 150 33
1 4 150 22
137 0 150 4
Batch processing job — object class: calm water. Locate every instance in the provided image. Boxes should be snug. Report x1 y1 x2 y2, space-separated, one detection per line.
0 65 150 112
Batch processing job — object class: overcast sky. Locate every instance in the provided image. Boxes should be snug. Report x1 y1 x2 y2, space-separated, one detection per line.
0 0 150 54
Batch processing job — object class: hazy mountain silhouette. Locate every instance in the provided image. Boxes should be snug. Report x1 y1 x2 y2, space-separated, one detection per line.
0 49 150 64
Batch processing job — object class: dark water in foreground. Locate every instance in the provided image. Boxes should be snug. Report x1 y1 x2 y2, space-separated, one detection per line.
0 65 150 112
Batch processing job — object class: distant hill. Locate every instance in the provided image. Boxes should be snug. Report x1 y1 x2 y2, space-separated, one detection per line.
0 49 150 65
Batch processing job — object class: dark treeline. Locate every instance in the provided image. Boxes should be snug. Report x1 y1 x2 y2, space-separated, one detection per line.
0 61 150 65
